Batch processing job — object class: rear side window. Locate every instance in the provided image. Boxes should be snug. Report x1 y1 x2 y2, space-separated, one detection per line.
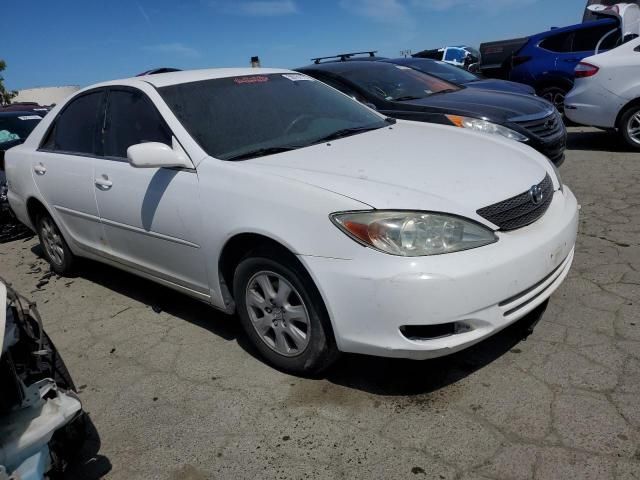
42 91 104 155
540 32 574 52
103 89 171 159
572 25 620 52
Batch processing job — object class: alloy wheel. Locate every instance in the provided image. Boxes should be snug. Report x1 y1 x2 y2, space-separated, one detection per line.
542 89 566 114
626 111 640 146
245 271 311 357
40 217 65 267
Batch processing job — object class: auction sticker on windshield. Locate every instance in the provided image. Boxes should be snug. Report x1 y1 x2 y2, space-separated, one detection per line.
18 115 42 121
233 76 270 84
282 74 314 82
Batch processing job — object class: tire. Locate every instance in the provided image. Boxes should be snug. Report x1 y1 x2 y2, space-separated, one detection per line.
618 105 640 150
35 212 75 275
233 254 339 375
539 85 569 115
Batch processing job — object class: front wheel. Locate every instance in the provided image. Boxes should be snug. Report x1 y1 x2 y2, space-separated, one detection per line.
36 212 76 275
618 105 640 150
233 255 339 375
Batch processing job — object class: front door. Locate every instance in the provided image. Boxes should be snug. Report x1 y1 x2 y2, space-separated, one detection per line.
93 87 208 296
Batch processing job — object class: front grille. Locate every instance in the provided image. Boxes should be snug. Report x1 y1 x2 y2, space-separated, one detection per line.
515 112 564 139
477 174 554 231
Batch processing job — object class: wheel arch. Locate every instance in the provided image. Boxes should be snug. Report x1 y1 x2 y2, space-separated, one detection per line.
219 233 310 300
217 232 338 346
26 196 52 229
615 97 640 129
534 76 574 95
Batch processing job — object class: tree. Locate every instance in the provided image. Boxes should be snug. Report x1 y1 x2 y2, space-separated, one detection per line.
0 60 18 105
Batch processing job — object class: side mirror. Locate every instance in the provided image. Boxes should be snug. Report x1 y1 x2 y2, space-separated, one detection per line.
127 142 193 169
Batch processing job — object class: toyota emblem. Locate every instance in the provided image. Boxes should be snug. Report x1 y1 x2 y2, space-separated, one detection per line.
529 185 544 205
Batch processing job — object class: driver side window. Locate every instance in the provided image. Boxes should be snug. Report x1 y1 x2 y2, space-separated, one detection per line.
103 89 172 160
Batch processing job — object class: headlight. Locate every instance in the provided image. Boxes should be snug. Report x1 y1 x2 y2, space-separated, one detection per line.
331 211 498 257
446 115 529 142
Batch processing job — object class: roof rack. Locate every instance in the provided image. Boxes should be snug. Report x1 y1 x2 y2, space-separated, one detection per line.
311 51 378 64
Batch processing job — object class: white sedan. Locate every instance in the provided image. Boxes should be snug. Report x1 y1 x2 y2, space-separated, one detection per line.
565 37 640 149
6 68 578 374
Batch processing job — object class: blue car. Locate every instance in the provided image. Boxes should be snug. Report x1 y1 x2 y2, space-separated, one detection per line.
480 15 624 112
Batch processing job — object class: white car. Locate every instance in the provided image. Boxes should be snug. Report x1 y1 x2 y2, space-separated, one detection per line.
565 36 640 149
6 68 579 374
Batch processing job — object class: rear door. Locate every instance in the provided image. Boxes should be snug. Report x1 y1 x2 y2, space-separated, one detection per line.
93 87 208 296
32 89 106 253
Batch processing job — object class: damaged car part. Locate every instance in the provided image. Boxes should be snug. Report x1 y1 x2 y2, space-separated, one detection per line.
0 278 86 479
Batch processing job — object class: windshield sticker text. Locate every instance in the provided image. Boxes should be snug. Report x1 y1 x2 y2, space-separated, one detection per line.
282 74 314 82
234 76 270 84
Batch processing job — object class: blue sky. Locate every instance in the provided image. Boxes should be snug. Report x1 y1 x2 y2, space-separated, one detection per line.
3 0 587 90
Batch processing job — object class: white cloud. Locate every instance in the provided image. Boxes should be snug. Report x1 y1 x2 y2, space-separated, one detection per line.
226 0 298 16
411 0 538 11
142 43 201 58
339 0 413 27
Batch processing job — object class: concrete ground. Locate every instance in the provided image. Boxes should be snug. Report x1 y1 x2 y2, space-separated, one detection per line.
0 127 639 480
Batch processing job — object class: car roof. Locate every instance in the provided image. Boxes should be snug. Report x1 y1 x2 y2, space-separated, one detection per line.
381 57 439 65
297 60 400 74
531 17 617 38
0 111 42 118
84 67 296 91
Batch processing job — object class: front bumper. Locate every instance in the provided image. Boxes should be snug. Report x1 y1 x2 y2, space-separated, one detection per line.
530 132 567 167
300 187 579 360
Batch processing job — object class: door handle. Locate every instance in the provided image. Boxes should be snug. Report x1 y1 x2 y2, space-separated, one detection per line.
33 163 47 175
94 176 113 191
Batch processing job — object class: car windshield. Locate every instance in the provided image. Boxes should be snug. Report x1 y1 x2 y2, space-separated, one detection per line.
0 115 41 145
337 64 461 102
159 73 388 160
407 60 479 84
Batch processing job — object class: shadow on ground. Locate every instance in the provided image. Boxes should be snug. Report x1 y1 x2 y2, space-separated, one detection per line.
29 244 547 397
566 128 631 153
63 415 112 479
326 304 544 396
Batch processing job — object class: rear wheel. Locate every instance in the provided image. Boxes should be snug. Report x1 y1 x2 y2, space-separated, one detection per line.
618 105 640 150
539 85 569 115
233 254 339 375
36 212 76 275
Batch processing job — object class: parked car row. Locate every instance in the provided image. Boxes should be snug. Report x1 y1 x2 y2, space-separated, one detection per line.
479 2 639 113
5 65 578 374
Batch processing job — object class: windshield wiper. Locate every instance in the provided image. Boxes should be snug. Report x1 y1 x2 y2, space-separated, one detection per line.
392 95 425 102
310 125 384 144
430 89 459 96
226 146 300 161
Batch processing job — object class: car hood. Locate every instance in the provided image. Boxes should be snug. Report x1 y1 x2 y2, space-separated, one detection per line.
466 79 536 96
395 88 553 123
244 121 556 226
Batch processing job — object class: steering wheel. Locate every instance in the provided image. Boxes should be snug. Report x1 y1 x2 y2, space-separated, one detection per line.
284 114 314 136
